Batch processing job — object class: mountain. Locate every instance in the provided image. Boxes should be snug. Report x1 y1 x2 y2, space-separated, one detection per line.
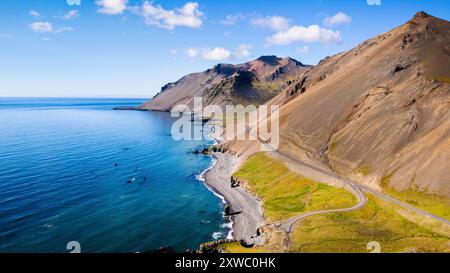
225 12 450 197
139 56 310 112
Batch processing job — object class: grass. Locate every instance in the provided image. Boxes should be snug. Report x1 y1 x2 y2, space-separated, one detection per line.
233 153 356 222
252 75 298 92
380 174 393 187
355 165 371 176
387 189 450 221
252 81 285 92
426 76 450 84
221 154 450 253
219 242 270 253
328 140 338 153
289 194 450 253
380 175 450 221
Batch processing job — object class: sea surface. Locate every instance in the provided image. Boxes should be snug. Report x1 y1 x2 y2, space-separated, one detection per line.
0 98 229 253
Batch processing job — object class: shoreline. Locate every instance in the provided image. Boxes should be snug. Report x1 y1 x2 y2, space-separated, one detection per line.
201 126 265 244
196 155 234 240
203 151 265 243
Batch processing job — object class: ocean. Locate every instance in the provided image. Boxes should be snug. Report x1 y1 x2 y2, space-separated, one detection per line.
0 98 230 253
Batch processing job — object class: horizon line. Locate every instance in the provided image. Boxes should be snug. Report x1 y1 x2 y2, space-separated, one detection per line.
0 96 150 100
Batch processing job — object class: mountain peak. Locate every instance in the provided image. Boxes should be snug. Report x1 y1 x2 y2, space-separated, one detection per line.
255 55 306 67
413 11 429 20
407 10 439 26
141 54 309 111
285 57 305 67
256 55 281 65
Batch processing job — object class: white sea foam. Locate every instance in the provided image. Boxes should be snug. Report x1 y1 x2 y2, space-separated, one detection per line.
221 221 234 239
195 156 216 182
212 232 223 240
196 130 234 241
42 223 53 229
197 156 234 239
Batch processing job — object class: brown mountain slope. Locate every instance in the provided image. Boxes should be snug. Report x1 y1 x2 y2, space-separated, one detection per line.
139 56 310 111
225 11 450 197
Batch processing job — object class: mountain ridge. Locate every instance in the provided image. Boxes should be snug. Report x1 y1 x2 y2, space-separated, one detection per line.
139 56 310 112
223 11 450 198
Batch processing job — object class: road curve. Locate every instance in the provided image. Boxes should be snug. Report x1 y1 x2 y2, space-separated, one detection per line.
267 150 368 234
279 183 366 252
269 148 450 227
280 183 366 233
264 148 450 252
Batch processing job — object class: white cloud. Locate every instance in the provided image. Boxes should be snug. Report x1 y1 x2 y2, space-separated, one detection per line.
55 26 74 33
42 37 51 42
323 12 352 27
186 48 199 58
58 10 79 20
251 16 290 31
234 44 252 58
186 45 252 61
95 1 203 30
141 1 203 29
29 22 53 33
29 22 73 34
170 49 178 55
29 10 41 18
203 47 232 61
367 0 381 6
96 0 128 15
297 45 309 54
266 25 342 45
220 13 246 25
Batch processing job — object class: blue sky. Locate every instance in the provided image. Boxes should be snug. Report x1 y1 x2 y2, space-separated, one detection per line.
0 0 449 98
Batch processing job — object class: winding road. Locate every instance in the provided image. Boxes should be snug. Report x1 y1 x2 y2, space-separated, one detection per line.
262 148 450 251
280 182 367 233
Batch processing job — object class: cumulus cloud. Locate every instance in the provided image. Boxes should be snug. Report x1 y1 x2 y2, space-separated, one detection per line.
58 10 79 20
186 44 252 61
323 12 352 27
188 47 231 61
141 1 203 29
29 22 53 33
203 47 232 61
186 48 199 58
220 13 246 25
29 22 73 34
251 16 290 31
29 10 41 18
95 1 203 30
266 25 342 45
96 0 128 15
234 44 253 58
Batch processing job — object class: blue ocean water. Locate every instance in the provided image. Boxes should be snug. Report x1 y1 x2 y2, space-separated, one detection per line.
0 98 229 253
